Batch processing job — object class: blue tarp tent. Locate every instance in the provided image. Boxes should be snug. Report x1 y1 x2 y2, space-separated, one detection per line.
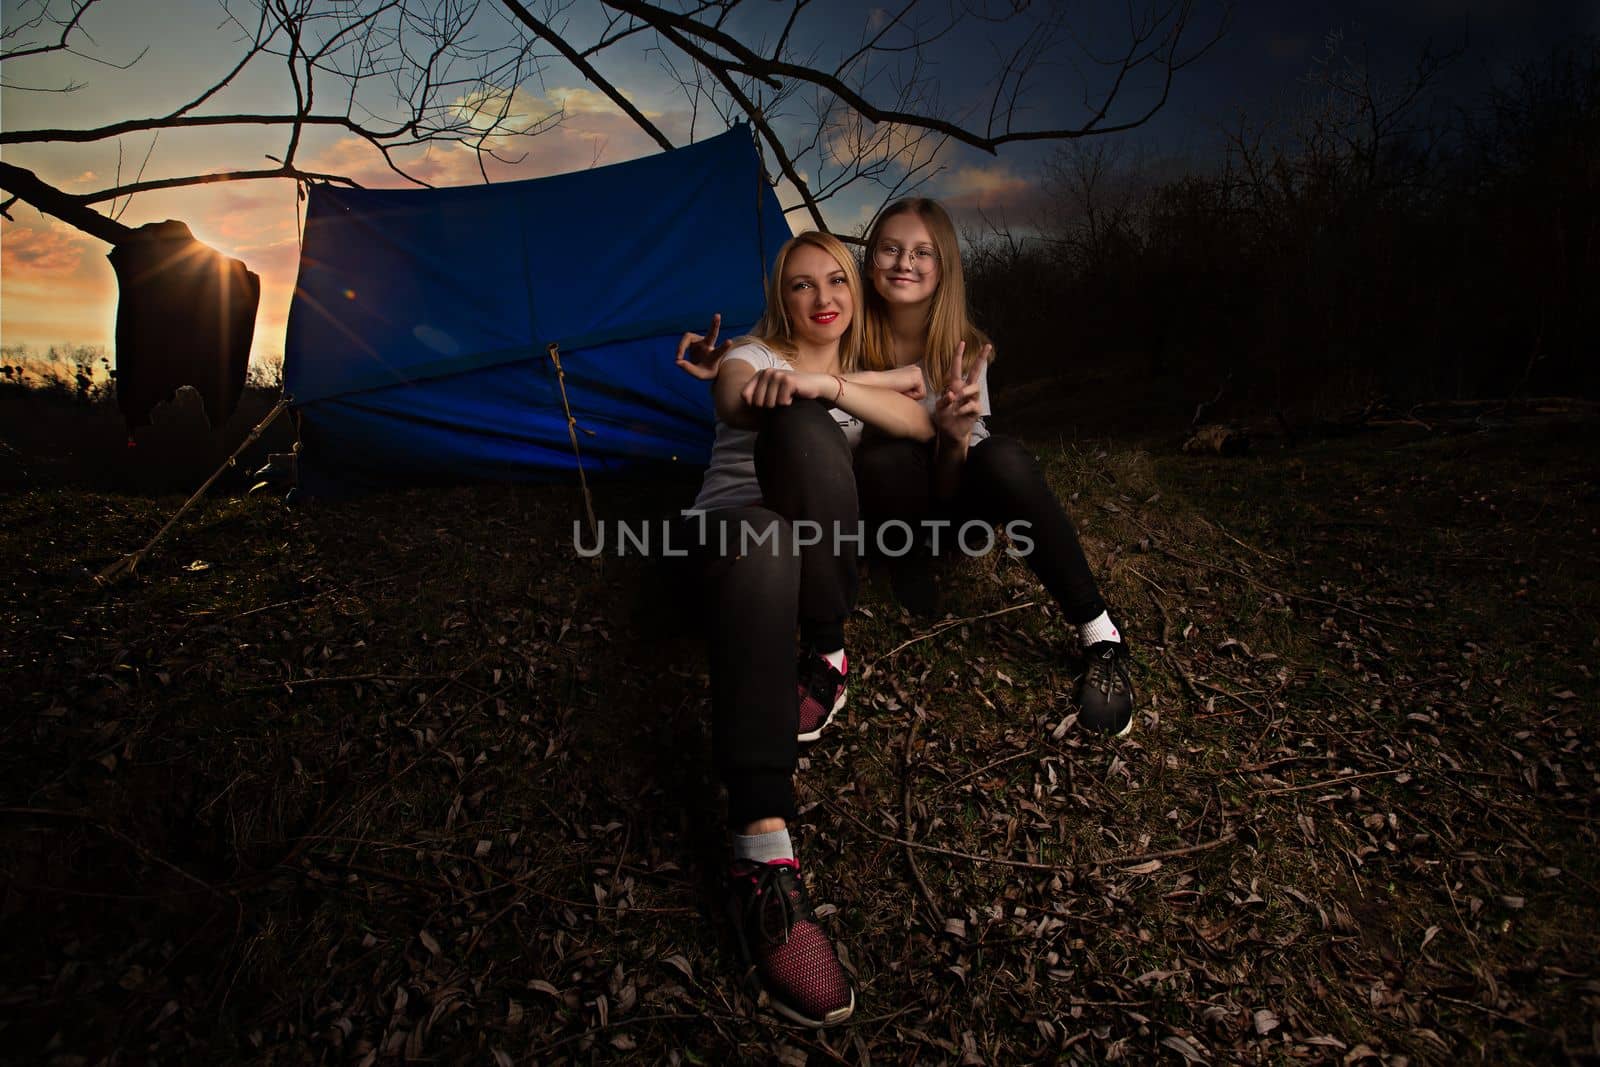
283 126 791 494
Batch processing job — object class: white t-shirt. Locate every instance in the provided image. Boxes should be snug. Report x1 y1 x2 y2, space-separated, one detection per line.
691 342 864 512
916 361 991 447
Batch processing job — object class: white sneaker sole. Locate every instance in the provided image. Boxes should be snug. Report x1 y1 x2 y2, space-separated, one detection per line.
797 687 847 743
771 984 856 1028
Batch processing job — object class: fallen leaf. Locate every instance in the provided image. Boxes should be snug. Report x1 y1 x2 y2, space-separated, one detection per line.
1253 1008 1280 1035
1160 1034 1208 1063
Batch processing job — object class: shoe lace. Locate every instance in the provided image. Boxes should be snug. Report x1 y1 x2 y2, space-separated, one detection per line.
1087 647 1128 698
748 863 805 945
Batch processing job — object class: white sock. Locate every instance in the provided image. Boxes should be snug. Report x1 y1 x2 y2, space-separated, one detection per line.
1079 612 1121 647
733 828 794 865
821 649 846 673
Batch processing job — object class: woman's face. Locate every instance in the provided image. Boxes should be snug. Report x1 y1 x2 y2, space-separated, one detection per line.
781 243 854 349
870 211 941 309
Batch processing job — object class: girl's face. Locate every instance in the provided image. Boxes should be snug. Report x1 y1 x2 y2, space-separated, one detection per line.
782 243 854 349
870 211 941 309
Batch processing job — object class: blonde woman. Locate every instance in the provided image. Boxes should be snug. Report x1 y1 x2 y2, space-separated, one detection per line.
679 230 930 1027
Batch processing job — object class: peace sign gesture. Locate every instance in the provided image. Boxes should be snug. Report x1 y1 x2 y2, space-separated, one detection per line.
934 339 992 444
675 312 734 381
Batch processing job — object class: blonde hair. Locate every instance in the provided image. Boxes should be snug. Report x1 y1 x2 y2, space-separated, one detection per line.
742 230 866 372
860 198 993 391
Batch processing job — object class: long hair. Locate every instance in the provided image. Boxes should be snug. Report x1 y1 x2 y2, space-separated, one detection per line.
742 230 865 372
860 198 993 391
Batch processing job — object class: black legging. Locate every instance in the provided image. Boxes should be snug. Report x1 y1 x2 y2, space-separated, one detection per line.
685 401 859 828
854 433 1106 625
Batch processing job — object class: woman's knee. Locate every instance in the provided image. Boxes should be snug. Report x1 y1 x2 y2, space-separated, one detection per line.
967 434 1043 492
761 400 848 459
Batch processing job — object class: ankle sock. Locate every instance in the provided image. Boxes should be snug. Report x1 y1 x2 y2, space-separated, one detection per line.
1079 611 1121 647
733 827 794 866
820 649 846 673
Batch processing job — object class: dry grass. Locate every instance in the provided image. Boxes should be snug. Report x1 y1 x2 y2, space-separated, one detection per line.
1 416 1596 1065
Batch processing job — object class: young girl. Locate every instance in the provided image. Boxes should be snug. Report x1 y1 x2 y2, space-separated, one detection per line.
852 197 1136 735
679 231 931 1027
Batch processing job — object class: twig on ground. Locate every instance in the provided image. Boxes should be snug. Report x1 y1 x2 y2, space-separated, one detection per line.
1194 677 1265 718
878 601 1037 662
1252 769 1411 796
1201 517 1290 566
400 652 489 727
901 715 942 926
240 670 456 692
1131 520 1419 632
221 574 405 623
1142 586 1202 705
828 800 1235 871
940 749 1038 793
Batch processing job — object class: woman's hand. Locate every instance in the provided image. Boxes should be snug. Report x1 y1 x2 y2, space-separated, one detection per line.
934 341 990 443
740 368 832 408
675 313 733 381
883 364 928 401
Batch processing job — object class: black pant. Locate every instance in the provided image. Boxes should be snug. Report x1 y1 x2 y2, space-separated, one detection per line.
854 433 1106 625
684 401 858 828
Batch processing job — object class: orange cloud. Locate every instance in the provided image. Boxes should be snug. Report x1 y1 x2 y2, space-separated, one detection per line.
1 221 90 275
936 163 1045 222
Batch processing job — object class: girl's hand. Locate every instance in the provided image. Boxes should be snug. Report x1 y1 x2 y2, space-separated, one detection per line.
740 368 829 408
675 312 733 381
885 364 928 401
934 341 990 442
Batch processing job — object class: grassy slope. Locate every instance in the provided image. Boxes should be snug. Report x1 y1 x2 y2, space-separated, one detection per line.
2 417 1596 1065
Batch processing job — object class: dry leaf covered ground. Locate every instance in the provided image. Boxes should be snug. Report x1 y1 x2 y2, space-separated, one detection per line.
2 416 1597 1065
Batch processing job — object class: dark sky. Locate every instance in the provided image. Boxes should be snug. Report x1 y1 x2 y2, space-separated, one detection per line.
1132 0 1597 154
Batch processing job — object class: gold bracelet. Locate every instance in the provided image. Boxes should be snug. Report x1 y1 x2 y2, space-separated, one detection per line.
832 374 845 404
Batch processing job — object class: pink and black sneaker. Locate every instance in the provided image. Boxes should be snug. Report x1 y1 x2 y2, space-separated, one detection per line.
726 858 856 1027
796 652 847 742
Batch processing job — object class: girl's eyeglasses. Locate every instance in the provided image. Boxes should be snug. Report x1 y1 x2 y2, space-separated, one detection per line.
872 244 939 274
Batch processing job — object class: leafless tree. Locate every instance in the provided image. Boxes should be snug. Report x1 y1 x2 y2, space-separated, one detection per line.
1 0 1228 246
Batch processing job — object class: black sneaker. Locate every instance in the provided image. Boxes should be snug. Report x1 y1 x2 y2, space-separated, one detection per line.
796 652 847 742
726 858 856 1027
1078 641 1135 737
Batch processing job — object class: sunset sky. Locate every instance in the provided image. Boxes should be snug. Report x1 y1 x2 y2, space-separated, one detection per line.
1 0 1590 373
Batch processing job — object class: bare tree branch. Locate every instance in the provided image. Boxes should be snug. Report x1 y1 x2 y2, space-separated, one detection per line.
2 0 1226 250
498 0 673 150
0 159 135 244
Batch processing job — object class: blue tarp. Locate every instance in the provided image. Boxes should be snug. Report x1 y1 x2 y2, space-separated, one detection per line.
283 126 791 493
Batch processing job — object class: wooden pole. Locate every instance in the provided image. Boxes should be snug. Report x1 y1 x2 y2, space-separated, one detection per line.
96 395 290 584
